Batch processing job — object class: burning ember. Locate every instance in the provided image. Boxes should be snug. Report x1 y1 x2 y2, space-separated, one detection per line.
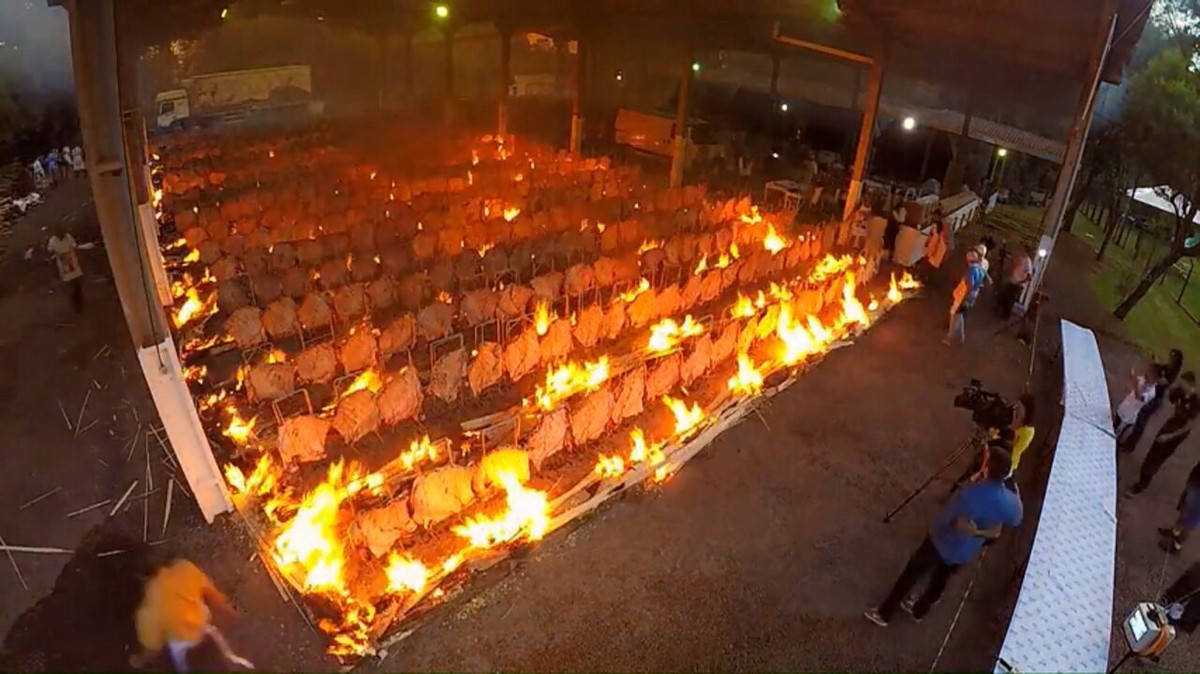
594 454 626 478
776 304 816 365
662 395 704 438
694 256 709 274
739 206 763 225
840 272 868 326
887 273 903 303
384 554 428 594
728 353 765 395
182 248 200 264
731 293 756 319
452 471 549 549
763 223 788 255
503 206 521 222
173 287 216 329
222 406 257 446
647 315 705 353
400 435 440 472
341 369 383 398
533 300 555 336
898 271 921 290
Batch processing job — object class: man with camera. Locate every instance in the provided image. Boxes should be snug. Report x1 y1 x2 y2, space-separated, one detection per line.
865 448 1023 626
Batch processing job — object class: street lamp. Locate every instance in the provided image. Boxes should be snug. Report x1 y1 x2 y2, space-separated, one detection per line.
691 61 701 73
780 102 789 112
901 116 916 131
997 148 1008 157
220 7 228 19
434 4 450 19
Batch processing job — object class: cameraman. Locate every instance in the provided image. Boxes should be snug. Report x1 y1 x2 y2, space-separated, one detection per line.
865 448 1023 627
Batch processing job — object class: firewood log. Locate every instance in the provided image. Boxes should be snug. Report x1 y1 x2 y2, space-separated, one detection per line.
352 500 415 558
333 389 380 444
468 342 504 396
378 367 423 426
298 293 333 333
262 297 299 340
430 347 468 403
410 465 475 527
472 447 531 494
646 354 681 401
528 408 569 470
681 335 713 386
296 343 337 384
539 317 573 365
418 302 455 341
503 328 540 382
333 284 368 323
277 416 330 465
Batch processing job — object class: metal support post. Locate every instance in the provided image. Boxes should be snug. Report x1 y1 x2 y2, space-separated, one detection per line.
668 49 694 189
843 58 883 222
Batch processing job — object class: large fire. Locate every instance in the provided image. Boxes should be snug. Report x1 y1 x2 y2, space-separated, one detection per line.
173 287 216 329
647 315 705 353
618 277 651 303
533 300 555 336
840 271 868 326
887 273 903 303
400 435 440 472
342 369 383 398
385 553 429 594
452 471 549 549
533 356 610 411
662 395 705 438
272 461 355 591
728 353 765 395
222 406 257 446
763 223 788 254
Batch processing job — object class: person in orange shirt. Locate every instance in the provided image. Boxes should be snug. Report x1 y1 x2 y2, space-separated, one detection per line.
129 558 253 672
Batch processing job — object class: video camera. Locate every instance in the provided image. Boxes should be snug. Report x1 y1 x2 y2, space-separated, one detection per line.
953 379 1014 431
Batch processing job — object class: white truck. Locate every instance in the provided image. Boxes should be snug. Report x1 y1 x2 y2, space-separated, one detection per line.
154 65 323 131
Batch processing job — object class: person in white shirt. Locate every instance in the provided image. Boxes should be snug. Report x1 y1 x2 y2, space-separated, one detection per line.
48 223 85 312
884 188 906 255
1115 363 1160 443
71 146 85 177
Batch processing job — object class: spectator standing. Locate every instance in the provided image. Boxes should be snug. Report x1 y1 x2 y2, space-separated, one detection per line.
45 151 59 188
884 188 906 256
1159 461 1200 554
996 245 1033 319
1122 350 1184 453
864 448 1022 626
1009 393 1037 476
921 214 949 284
943 248 986 345
48 223 84 313
1114 363 1160 445
31 157 46 187
1128 372 1200 496
71 145 85 177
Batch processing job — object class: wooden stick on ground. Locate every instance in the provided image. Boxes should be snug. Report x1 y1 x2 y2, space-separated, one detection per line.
162 479 174 537
20 487 61 511
0 533 29 591
67 499 112 518
73 389 91 438
109 480 138 517
57 399 72 431
0 545 72 554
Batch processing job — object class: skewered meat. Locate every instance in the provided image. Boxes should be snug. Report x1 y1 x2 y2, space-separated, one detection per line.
281 266 310 299
503 328 540 382
247 362 295 402
611 366 645 424
296 239 323 267
468 342 503 396
410 465 476 527
564 264 595 296
711 321 739 366
269 242 297 270
318 257 349 290
242 247 269 276
398 274 426 310
412 231 436 261
377 367 423 426
380 245 412 277
627 287 657 328
198 239 223 265
211 256 239 282
496 285 533 319
333 284 368 323
528 408 569 469
216 279 251 313
298 293 333 333
366 276 397 311
226 307 265 349
573 304 603 349
531 272 564 303
418 302 455 341
340 329 378 373
332 389 380 444
430 347 468 403
600 300 627 342
481 246 509 278
379 314 416 359
646 354 681 400
570 387 614 446
539 317 573 364
654 284 681 321
592 257 618 288
462 289 499 326
472 447 531 494
296 342 337 384
349 255 379 283
680 335 712 386
262 297 299 340
353 500 415 558
277 416 330 465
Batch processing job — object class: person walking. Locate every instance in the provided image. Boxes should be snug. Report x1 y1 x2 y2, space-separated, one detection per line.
1122 350 1184 453
943 248 986 345
865 448 1022 626
1128 372 1199 497
130 557 253 672
48 223 84 313
1159 461 1200 554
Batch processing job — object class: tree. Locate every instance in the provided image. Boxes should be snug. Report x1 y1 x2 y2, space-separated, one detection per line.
1062 122 1125 233
1111 48 1200 319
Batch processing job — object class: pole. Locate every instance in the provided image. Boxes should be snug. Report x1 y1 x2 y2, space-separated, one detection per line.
918 129 934 184
669 48 694 189
1020 2 1119 309
765 51 781 168
497 26 512 137
843 57 883 222
443 26 456 125
62 0 231 522
570 35 586 156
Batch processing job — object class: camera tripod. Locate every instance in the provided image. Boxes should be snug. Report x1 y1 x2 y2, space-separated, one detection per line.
882 428 988 524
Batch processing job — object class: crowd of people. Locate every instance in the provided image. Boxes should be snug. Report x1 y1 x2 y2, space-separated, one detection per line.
29 144 85 189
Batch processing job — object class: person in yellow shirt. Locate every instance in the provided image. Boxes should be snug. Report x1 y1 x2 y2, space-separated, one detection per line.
1009 394 1036 476
130 558 252 672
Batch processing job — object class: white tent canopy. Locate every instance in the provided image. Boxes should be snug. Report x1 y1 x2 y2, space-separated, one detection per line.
1125 186 1200 224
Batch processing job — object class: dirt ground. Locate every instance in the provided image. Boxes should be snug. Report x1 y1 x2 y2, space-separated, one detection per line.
0 185 1195 672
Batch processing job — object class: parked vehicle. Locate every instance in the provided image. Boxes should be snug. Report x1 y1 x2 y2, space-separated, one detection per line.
154 65 323 131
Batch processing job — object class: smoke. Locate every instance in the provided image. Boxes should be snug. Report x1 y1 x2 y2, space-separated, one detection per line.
0 0 75 98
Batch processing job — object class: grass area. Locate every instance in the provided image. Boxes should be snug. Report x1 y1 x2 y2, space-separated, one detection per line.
985 205 1200 360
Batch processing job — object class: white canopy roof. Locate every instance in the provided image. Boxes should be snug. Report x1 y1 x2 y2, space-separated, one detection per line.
1125 186 1200 224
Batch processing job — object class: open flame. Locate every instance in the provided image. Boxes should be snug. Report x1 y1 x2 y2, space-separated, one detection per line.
341 369 383 398
628 428 665 468
400 435 440 472
731 293 756 319
173 287 216 329
694 256 709 274
594 454 626 478
471 149 480 166
806 315 833 347
638 239 664 254
763 223 788 254
776 303 816 365
222 406 257 446
662 395 704 438
272 461 352 591
739 206 763 225
477 242 495 258
503 206 521 222
619 278 651 303
182 249 200 264
840 271 868 325
647 315 706 353
533 300 555 336
728 353 765 395
452 471 548 549
225 453 279 497
533 357 610 410
887 273 903 303
385 554 428 594
898 271 921 290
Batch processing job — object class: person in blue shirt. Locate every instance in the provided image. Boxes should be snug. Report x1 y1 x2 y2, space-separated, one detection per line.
943 248 987 345
865 447 1023 626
